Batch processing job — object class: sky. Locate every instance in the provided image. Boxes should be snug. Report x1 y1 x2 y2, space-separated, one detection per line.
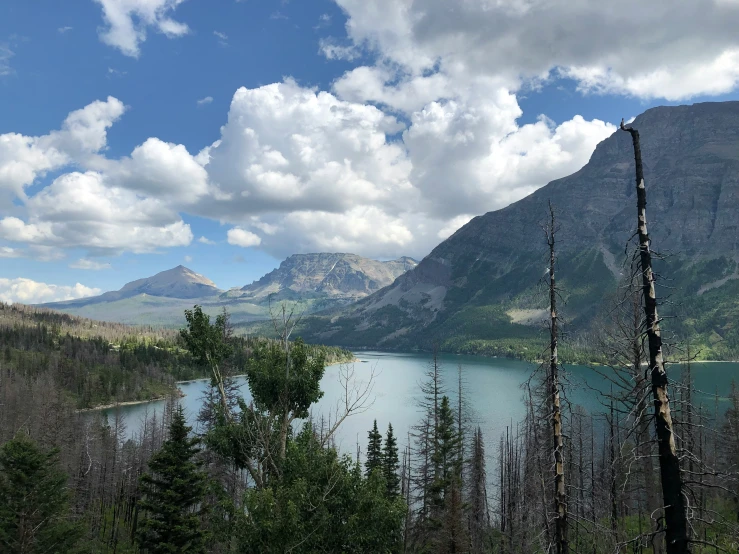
2 0 739 304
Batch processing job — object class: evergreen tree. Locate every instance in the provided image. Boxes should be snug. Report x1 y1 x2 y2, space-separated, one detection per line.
137 406 207 554
239 423 405 554
365 419 383 477
431 395 467 551
383 423 400 498
0 433 81 554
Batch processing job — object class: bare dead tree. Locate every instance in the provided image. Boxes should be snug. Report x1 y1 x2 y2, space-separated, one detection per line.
620 119 689 554
544 201 569 554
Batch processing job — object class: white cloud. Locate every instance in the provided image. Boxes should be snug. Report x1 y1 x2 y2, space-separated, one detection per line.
0 172 193 255
257 206 413 258
330 0 739 102
97 137 209 203
0 278 100 305
58 26 73 34
227 228 262 248
0 97 125 199
70 258 112 270
197 96 213 106
94 0 190 58
202 79 410 219
198 236 215 244
564 50 739 100
214 31 228 46
0 81 614 262
0 246 20 258
437 215 474 240
184 255 192 262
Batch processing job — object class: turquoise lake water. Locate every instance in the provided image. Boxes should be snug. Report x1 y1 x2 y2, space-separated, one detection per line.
100 351 738 465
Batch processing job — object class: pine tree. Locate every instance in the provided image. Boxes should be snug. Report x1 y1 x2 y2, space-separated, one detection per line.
365 420 383 477
137 406 208 554
431 396 466 551
469 427 489 552
383 423 400 498
0 433 81 553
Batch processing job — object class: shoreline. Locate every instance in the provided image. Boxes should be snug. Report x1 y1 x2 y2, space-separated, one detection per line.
76 354 730 412
78 357 361 412
76 396 169 413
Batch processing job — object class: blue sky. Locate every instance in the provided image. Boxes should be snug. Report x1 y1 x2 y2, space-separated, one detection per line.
1 0 739 303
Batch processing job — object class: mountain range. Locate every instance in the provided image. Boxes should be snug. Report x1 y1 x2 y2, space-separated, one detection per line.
43 101 739 359
43 254 417 326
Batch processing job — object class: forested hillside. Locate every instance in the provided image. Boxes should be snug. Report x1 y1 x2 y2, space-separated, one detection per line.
0 302 354 409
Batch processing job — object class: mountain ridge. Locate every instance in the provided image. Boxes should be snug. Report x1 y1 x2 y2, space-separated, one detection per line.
233 253 418 302
298 100 739 359
42 253 418 327
46 265 223 308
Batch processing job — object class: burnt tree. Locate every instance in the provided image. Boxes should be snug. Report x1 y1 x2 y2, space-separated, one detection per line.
545 201 568 554
619 120 689 554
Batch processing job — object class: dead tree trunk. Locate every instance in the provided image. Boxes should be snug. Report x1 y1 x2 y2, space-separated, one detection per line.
620 120 689 554
546 201 568 554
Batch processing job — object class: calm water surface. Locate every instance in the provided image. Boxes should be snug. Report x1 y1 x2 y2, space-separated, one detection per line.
102 351 739 466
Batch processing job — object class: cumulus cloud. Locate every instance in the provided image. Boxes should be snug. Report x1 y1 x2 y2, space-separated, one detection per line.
0 172 193 255
70 258 112 270
0 278 100 305
97 137 209 203
0 246 20 258
0 97 125 198
197 96 213 106
198 236 215 245
10 0 739 265
330 0 739 101
227 228 262 248
94 0 189 58
202 80 410 218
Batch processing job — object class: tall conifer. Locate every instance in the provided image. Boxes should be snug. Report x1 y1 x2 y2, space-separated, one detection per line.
365 420 383 476
383 423 400 498
0 434 81 553
137 406 207 554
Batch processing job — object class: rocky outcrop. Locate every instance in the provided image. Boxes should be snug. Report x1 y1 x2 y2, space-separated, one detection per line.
237 253 418 301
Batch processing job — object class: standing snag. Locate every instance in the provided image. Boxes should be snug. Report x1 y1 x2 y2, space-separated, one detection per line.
620 120 689 554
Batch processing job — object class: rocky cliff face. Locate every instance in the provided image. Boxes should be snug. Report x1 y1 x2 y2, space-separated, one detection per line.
237 253 418 301
302 101 739 354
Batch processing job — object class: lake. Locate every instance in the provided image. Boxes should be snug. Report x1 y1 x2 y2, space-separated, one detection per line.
100 351 739 468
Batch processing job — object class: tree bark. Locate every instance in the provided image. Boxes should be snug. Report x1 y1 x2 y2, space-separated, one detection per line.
546 202 568 554
620 121 689 554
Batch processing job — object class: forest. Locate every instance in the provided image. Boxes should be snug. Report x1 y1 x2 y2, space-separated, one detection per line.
1 123 739 554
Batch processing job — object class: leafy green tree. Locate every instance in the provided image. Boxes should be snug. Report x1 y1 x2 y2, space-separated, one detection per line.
0 434 81 554
366 419 383 477
383 423 400 497
181 306 233 414
137 406 208 554
245 337 325 462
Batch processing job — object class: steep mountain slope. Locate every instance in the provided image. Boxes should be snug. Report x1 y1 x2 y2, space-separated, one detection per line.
300 101 739 359
233 253 418 301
